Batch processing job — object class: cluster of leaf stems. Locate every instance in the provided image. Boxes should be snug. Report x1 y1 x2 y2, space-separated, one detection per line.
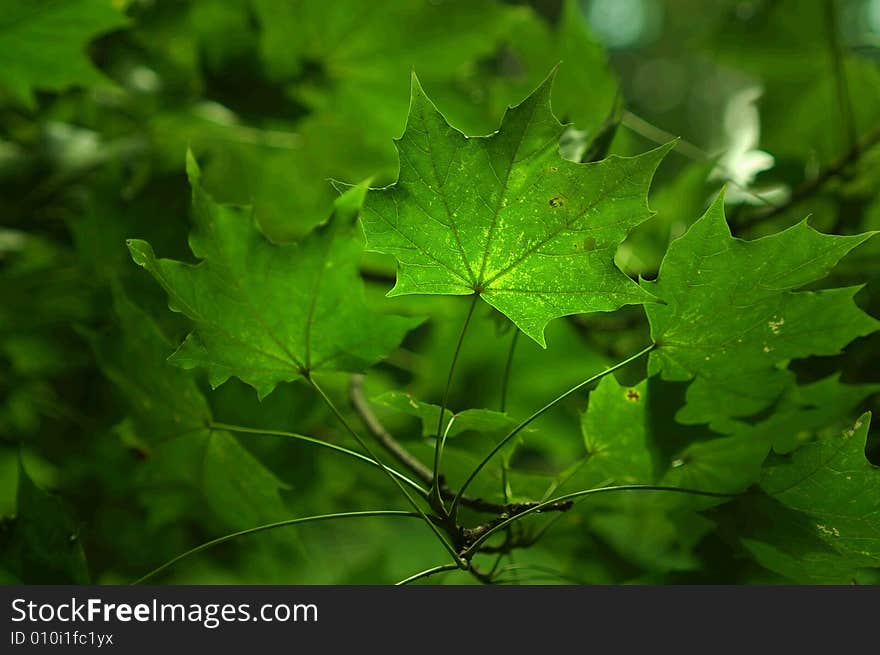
132 295 735 586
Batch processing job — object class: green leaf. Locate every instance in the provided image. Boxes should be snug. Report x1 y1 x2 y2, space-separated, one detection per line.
128 153 421 398
761 413 879 560
571 377 724 574
721 414 880 583
580 377 655 484
474 0 618 140
717 493 872 584
372 391 518 439
253 0 527 138
88 290 211 439
728 374 880 454
0 463 89 584
0 0 126 107
213 1 618 242
571 375 769 496
645 192 878 430
89 292 294 537
362 71 667 346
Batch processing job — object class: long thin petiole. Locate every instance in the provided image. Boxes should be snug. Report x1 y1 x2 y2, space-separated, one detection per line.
432 294 479 508
309 378 463 566
132 510 420 584
500 328 519 413
463 484 737 557
210 422 428 495
526 508 572 547
451 343 655 520
498 328 521 580
395 562 461 585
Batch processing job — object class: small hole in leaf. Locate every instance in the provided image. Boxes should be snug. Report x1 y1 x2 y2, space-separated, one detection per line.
549 166 558 173
626 388 640 402
549 196 565 208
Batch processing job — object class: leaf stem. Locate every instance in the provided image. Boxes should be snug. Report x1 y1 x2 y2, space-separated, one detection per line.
462 484 737 557
308 377 463 566
395 562 461 585
451 343 655 521
349 377 566 515
432 294 479 509
500 329 519 413
131 510 420 584
497 327 519 582
209 422 428 495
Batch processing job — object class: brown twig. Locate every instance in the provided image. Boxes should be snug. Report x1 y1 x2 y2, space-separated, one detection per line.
744 124 880 224
348 374 573 518
349 374 434 483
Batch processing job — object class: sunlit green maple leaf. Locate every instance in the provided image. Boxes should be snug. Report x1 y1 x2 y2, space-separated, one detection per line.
362 71 668 346
644 192 878 430
128 153 421 398
0 0 126 107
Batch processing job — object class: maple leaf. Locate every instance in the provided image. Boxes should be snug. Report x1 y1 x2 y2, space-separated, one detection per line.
725 374 880 454
579 377 655 485
128 153 421 398
760 414 879 555
571 376 769 496
644 192 878 430
565 376 760 574
723 414 880 583
362 70 669 346
0 0 126 107
88 292 294 538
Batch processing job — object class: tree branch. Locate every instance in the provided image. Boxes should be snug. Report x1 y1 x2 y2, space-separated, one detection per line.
349 374 435 483
745 124 880 224
348 374 573 518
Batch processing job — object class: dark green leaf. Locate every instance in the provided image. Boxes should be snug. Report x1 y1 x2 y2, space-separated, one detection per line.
128 154 421 398
0 0 126 107
645 192 877 430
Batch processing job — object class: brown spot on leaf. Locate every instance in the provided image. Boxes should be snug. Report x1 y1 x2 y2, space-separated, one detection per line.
129 446 149 461
625 388 640 403
549 196 565 208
